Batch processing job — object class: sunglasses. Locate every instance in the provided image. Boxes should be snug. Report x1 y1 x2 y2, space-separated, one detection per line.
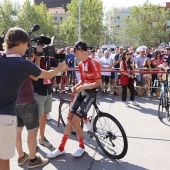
74 48 82 53
126 53 131 55
167 49 170 50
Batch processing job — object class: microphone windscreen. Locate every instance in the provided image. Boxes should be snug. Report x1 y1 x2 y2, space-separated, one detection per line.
31 24 40 32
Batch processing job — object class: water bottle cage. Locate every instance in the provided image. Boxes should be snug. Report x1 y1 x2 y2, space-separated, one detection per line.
87 116 92 123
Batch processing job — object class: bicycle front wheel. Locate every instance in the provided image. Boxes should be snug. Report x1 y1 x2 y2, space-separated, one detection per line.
59 99 83 135
158 95 165 120
93 112 128 159
59 99 71 127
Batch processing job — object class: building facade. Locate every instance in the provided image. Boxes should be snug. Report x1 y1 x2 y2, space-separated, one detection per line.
48 7 69 48
34 0 71 48
34 0 71 10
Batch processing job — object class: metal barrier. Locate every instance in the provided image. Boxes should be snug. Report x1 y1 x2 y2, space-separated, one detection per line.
52 68 167 97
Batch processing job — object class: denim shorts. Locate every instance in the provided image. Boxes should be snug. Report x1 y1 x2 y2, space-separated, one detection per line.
67 71 76 78
16 101 39 131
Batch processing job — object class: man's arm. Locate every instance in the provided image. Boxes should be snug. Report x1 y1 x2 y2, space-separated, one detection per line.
113 55 121 67
33 53 68 79
37 63 67 79
75 79 102 94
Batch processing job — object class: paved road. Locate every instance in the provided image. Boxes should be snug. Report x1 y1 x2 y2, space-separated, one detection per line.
10 93 170 170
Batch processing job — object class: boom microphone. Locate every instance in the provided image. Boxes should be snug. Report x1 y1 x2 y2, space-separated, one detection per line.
31 36 51 45
31 24 40 32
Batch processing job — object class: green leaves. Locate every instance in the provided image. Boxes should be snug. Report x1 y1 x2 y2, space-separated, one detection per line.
125 1 170 47
0 0 55 37
59 0 104 47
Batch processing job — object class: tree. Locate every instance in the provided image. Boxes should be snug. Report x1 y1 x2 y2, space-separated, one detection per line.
59 0 105 47
125 0 170 47
0 0 19 33
17 0 55 37
104 7 123 46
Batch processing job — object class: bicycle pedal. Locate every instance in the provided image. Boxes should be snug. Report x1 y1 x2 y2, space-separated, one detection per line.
88 131 94 138
90 135 94 138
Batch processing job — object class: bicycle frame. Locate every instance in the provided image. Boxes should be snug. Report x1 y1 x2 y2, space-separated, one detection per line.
154 78 169 106
87 91 110 138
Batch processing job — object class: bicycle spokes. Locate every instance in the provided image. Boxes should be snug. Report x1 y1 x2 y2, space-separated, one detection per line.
93 112 128 159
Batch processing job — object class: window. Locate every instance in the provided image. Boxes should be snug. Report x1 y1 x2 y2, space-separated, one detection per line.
117 16 120 19
54 17 57 21
117 25 120 28
60 40 63 44
60 17 63 21
167 26 170 29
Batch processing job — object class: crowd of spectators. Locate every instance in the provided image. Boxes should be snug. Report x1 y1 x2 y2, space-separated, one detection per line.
54 45 170 98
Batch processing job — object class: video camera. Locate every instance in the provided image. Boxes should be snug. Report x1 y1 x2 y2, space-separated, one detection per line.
26 24 66 61
31 35 53 57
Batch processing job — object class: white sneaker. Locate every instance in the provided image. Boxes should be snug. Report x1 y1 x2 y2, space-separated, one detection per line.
147 93 151 97
131 101 139 106
72 147 85 157
152 93 156 97
46 114 52 121
47 149 65 158
123 102 128 107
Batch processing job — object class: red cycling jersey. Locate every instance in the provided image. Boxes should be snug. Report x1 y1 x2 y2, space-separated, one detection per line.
78 57 101 84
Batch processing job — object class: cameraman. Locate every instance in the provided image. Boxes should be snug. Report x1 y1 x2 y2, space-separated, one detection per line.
32 43 54 148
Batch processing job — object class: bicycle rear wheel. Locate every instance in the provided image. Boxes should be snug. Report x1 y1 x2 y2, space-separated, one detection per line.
158 96 164 120
158 95 169 120
59 99 83 135
165 96 170 121
166 104 170 121
93 112 128 159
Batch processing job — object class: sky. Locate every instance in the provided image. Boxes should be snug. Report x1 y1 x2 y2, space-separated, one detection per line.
102 0 165 10
0 0 165 8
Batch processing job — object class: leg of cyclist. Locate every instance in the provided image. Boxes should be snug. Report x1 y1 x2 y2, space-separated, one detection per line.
71 115 85 157
47 92 84 158
58 113 74 152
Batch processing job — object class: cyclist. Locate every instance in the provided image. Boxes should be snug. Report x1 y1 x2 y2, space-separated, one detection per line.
47 41 102 158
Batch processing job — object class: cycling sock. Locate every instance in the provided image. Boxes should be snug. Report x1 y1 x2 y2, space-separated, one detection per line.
58 135 69 151
78 136 85 149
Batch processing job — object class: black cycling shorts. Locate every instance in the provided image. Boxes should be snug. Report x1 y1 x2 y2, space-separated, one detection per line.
70 89 96 119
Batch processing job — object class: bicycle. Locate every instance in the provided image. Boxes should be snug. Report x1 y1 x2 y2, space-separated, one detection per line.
154 73 170 121
58 87 84 134
59 88 128 159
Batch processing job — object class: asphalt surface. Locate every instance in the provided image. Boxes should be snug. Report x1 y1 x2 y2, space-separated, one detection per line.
10 92 170 170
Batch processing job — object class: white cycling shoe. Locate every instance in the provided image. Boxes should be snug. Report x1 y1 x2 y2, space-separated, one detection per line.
72 147 85 157
47 149 65 158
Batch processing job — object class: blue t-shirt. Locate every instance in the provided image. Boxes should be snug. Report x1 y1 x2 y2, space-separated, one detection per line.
114 54 120 69
0 56 41 116
66 53 75 68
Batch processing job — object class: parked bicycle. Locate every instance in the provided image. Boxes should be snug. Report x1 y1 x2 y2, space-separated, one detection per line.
154 72 170 121
58 88 128 159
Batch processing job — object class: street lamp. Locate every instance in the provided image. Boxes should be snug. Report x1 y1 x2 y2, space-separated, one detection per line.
78 0 82 41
